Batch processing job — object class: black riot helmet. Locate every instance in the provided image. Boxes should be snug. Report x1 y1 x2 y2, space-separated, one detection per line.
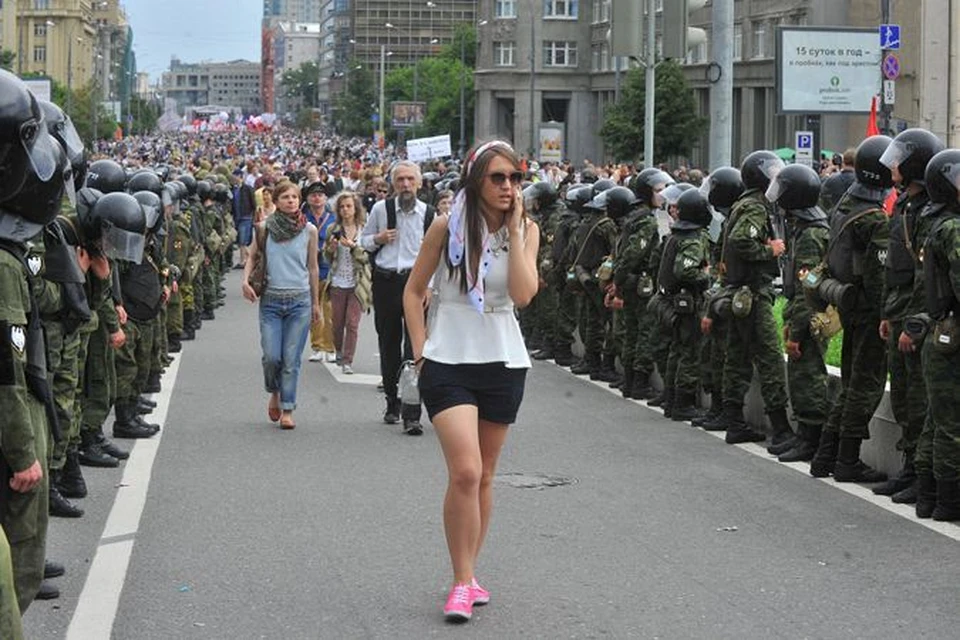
38 99 85 189
698 167 744 211
854 135 894 188
879 128 946 186
132 191 163 232
0 134 71 226
85 159 127 193
76 187 102 223
0 69 62 205
765 164 822 210
661 183 695 210
522 181 559 210
924 149 960 206
673 190 713 231
630 167 673 207
127 169 163 196
604 186 640 218
162 181 179 209
740 150 785 191
196 179 213 201
591 178 617 197
177 173 198 196
79 192 147 263
213 182 230 203
580 167 598 184
564 185 594 214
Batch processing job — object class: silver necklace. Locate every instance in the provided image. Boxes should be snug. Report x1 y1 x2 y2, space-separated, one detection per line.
489 226 510 257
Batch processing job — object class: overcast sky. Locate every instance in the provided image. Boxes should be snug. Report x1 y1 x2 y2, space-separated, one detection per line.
126 0 262 82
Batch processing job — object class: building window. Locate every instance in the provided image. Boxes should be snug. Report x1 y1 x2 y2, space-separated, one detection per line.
733 24 742 61
752 22 766 59
544 0 578 19
495 0 516 18
543 41 578 67
493 42 515 66
686 37 706 65
33 46 46 63
591 0 610 23
33 0 50 9
34 23 47 37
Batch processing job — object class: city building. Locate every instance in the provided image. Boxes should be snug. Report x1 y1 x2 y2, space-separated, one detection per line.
0 0 134 114
473 0 960 168
263 0 321 23
161 57 262 115
272 21 322 117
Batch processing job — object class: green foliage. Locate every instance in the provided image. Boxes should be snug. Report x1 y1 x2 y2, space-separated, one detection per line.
0 49 15 71
332 60 376 136
67 82 120 143
280 61 320 109
438 24 477 67
772 297 842 368
127 95 161 136
383 55 473 142
599 60 708 163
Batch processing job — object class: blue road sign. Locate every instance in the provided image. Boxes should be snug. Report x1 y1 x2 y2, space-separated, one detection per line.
880 24 901 50
796 133 813 150
371 113 379 123
883 53 901 80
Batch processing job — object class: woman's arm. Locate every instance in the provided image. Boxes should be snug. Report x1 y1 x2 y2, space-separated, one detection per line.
241 223 261 302
403 216 448 362
505 189 540 308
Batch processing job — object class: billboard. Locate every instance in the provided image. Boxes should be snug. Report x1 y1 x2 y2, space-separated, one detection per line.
538 122 564 163
776 27 881 114
391 101 426 128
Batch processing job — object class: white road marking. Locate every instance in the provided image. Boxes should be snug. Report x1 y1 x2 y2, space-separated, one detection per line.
554 362 960 543
66 352 182 640
321 361 381 386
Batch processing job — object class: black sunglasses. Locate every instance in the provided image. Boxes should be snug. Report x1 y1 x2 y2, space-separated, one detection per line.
486 171 524 186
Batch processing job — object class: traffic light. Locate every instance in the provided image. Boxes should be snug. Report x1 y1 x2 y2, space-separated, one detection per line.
610 0 642 57
662 0 708 59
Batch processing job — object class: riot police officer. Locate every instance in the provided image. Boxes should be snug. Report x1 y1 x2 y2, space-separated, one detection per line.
551 186 592 367
523 182 563 361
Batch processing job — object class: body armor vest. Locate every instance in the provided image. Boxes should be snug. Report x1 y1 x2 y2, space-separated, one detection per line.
657 234 682 295
121 250 162 323
827 199 882 284
783 219 829 300
924 213 960 320
885 192 928 289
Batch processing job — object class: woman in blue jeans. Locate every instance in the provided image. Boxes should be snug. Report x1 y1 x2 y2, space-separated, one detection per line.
242 181 321 429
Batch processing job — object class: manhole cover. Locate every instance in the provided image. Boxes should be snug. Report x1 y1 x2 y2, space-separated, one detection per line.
495 472 577 490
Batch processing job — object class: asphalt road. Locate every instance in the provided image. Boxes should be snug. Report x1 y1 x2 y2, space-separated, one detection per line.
24 270 960 639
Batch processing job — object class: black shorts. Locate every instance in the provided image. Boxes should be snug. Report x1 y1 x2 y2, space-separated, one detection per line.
418 360 528 425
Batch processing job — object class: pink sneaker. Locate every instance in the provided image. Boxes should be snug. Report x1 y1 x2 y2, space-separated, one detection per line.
471 578 490 606
443 583 473 621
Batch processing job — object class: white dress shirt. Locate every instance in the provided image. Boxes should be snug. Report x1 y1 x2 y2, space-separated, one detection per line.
360 197 428 272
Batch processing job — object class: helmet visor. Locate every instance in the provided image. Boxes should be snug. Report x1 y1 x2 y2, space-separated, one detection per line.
142 202 161 230
59 116 85 162
759 156 786 182
661 184 687 207
764 178 784 204
946 162 960 194
20 119 58 182
102 224 145 264
879 138 914 170
646 170 673 191
698 175 713 199
708 209 724 244
62 167 77 207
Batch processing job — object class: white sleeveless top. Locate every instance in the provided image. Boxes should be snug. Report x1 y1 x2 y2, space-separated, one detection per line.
423 232 531 369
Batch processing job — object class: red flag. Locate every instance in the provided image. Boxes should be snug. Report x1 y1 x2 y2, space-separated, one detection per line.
883 188 898 215
866 96 880 137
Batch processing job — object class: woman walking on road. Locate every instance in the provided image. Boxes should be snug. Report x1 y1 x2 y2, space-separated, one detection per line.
403 141 540 622
324 191 372 374
242 181 321 430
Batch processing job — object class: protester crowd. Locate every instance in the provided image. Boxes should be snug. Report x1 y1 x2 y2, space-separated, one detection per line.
3 60 960 632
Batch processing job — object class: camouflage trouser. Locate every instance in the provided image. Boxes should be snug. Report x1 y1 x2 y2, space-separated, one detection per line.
555 284 579 352
916 339 960 479
887 319 927 457
45 320 82 471
536 284 558 350
619 294 641 372
0 528 23 639
0 398 48 613
824 314 887 439
167 287 183 336
74 327 94 441
721 292 788 413
787 330 830 441
631 296 656 377
581 285 606 367
653 313 672 384
115 317 155 404
179 282 195 317
666 313 701 394
603 306 620 359
155 308 167 370
202 258 218 310
193 271 205 315
81 318 116 435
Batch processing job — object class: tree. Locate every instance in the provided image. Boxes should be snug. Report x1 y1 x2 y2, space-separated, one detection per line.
599 60 707 162
332 60 376 137
383 54 474 143
128 95 161 136
438 23 477 67
0 50 15 71
280 61 320 110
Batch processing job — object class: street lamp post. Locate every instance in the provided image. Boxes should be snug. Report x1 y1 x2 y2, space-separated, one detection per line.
378 44 386 143
386 22 419 103
528 1 536 159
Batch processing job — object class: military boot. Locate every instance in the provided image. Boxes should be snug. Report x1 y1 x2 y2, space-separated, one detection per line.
765 408 796 454
553 348 577 367
629 371 655 400
647 389 666 407
168 333 182 353
809 430 840 477
113 402 157 439
691 393 720 427
201 307 216 321
96 431 130 460
58 448 87 499
570 359 591 375
620 370 635 399
136 397 154 415
49 472 84 518
779 438 818 463
915 473 937 518
144 371 162 393
833 438 887 483
660 387 675 418
139 395 157 408
873 455 917 496
890 482 918 504
670 390 701 422
724 403 766 444
181 311 196 341
78 430 120 468
932 473 960 521
532 345 554 361
132 411 161 435
36 581 60 600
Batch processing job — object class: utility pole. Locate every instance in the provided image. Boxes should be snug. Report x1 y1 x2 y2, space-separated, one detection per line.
643 0 656 168
708 0 733 170
459 34 466 158
378 44 386 143
879 0 892 135
528 1 536 159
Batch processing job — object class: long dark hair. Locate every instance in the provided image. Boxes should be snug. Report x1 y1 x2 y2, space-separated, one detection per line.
447 140 521 293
